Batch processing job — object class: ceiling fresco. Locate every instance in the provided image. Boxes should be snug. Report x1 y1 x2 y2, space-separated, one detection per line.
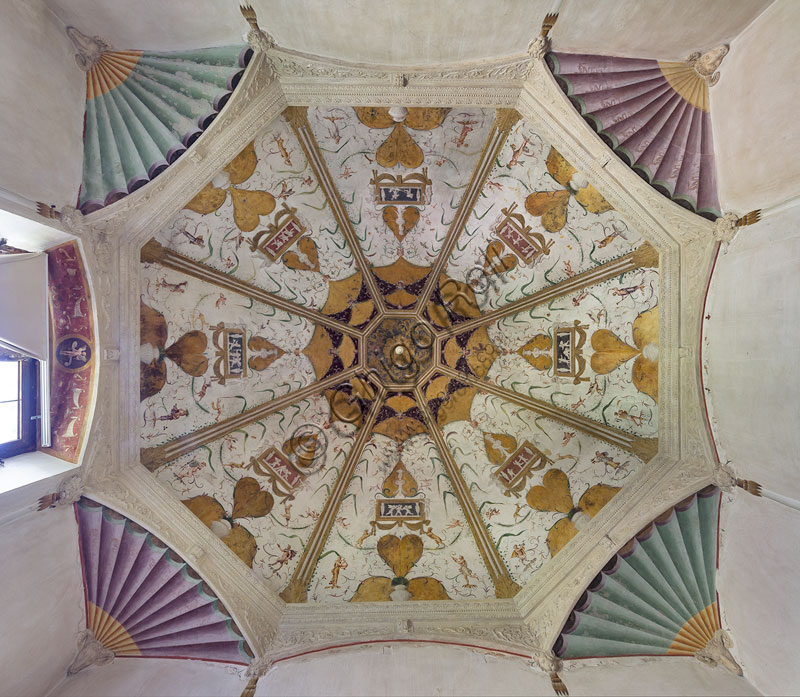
140 104 661 603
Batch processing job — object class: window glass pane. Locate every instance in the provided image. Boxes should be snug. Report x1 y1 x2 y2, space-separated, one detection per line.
0 400 19 444
0 361 20 403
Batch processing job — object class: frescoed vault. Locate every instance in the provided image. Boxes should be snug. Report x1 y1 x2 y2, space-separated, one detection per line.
552 487 737 672
74 498 253 665
140 105 663 603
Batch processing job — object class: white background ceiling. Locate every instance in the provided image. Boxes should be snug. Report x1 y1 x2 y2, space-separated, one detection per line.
45 0 772 62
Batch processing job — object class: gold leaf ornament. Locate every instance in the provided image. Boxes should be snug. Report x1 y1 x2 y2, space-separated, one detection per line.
377 534 424 578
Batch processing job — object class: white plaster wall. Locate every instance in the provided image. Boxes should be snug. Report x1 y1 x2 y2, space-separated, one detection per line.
256 644 757 697
706 204 800 495
47 643 760 696
53 657 246 697
707 177 800 697
555 0 771 60
712 0 800 211
0 2 84 206
0 505 84 697
42 0 771 66
720 494 800 696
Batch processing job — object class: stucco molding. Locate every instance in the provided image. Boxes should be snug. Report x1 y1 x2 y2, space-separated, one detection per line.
271 599 535 659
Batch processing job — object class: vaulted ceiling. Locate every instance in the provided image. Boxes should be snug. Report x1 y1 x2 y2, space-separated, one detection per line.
21 0 771 686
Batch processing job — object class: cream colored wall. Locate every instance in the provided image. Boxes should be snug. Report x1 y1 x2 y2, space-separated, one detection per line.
257 645 759 697
555 0 771 60
42 0 771 66
712 0 800 211
53 657 245 697
720 494 800 696
707 4 800 686
0 2 84 206
707 203 800 696
0 505 84 697
49 644 760 697
706 205 800 496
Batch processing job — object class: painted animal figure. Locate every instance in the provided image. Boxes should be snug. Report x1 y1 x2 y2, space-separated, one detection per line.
278 180 295 199
592 450 624 470
572 289 588 307
423 526 445 549
152 405 188 426
178 222 205 246
452 117 479 148
326 556 348 588
451 554 479 588
355 528 373 548
322 113 345 143
268 543 296 572
563 259 576 277
506 138 529 168
272 135 293 166
562 431 576 447
611 281 650 304
614 408 646 427
156 277 187 293
513 503 526 522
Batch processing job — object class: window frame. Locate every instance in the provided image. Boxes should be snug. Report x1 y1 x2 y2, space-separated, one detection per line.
0 357 38 459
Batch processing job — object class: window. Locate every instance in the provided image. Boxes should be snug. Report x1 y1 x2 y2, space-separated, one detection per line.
0 357 38 459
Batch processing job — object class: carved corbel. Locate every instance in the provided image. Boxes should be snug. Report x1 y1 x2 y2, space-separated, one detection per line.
37 474 83 511
530 649 568 696
695 629 743 676
240 4 276 53
711 461 762 497
687 45 729 87
58 205 90 236
67 629 114 676
527 12 559 61
241 655 274 697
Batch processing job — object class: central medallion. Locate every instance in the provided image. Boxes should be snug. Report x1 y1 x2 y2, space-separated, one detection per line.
365 315 435 387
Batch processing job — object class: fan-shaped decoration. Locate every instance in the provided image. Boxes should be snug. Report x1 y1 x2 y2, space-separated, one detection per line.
553 486 721 659
77 44 252 213
547 53 720 220
75 498 253 663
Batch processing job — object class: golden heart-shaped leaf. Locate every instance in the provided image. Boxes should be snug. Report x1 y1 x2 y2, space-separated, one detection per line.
232 476 274 519
483 240 517 276
578 484 620 518
377 534 424 578
546 516 578 557
230 187 276 233
164 330 208 377
517 333 553 372
183 495 226 527
404 107 450 131
483 432 518 466
353 106 395 129
246 335 284 372
382 206 401 238
184 181 228 215
525 189 571 233
402 207 420 234
377 123 424 169
282 236 320 272
224 141 258 185
221 524 258 567
526 469 574 514
590 329 639 375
